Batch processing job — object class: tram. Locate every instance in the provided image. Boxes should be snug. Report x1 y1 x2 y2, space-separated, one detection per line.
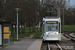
42 16 61 41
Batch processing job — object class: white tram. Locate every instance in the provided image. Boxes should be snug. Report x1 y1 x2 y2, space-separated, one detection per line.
42 16 61 41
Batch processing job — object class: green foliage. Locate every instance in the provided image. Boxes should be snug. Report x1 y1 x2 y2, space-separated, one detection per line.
1 45 8 48
14 32 33 38
33 32 42 38
62 25 75 31
13 27 42 32
14 32 42 38
74 33 75 35
14 39 21 41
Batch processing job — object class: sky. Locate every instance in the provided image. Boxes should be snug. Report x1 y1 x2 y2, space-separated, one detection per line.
40 0 75 7
70 0 75 6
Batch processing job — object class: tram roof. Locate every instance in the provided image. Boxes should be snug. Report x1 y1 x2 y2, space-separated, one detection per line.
43 16 60 21
45 16 58 19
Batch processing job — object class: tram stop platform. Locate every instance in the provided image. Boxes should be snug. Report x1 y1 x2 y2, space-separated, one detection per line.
1 39 42 50
27 39 42 50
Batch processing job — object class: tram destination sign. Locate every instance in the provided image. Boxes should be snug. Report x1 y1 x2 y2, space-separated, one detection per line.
46 21 58 24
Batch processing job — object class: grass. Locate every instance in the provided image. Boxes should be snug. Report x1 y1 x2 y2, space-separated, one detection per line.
1 45 8 48
74 33 75 35
61 25 75 31
14 32 34 38
13 27 42 32
14 39 21 41
33 32 42 38
14 32 42 38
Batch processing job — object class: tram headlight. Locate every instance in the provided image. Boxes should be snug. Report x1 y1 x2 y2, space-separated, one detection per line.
46 32 49 37
55 32 58 34
46 32 49 35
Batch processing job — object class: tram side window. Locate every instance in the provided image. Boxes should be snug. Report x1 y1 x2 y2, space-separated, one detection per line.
43 23 45 33
59 23 60 33
43 24 44 32
56 26 58 29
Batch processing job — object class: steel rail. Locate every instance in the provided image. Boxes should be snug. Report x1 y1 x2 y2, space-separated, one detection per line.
56 43 62 50
48 43 50 50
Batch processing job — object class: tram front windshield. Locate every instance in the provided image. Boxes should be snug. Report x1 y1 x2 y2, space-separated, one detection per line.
46 21 58 31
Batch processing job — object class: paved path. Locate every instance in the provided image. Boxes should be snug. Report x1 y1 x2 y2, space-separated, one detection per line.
1 39 36 50
69 33 75 37
27 39 42 50
61 33 70 41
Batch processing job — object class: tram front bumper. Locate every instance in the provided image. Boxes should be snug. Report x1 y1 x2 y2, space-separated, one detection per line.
43 37 59 41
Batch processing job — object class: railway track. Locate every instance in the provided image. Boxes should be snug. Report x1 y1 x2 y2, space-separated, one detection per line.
47 42 62 50
42 41 75 50
41 33 75 50
63 33 75 41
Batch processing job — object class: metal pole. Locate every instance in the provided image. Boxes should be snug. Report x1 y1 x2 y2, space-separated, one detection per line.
57 0 61 18
17 12 18 40
62 8 64 33
62 0 65 33
57 8 60 17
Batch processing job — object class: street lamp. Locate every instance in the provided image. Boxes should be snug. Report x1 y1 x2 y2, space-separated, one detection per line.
15 8 20 40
